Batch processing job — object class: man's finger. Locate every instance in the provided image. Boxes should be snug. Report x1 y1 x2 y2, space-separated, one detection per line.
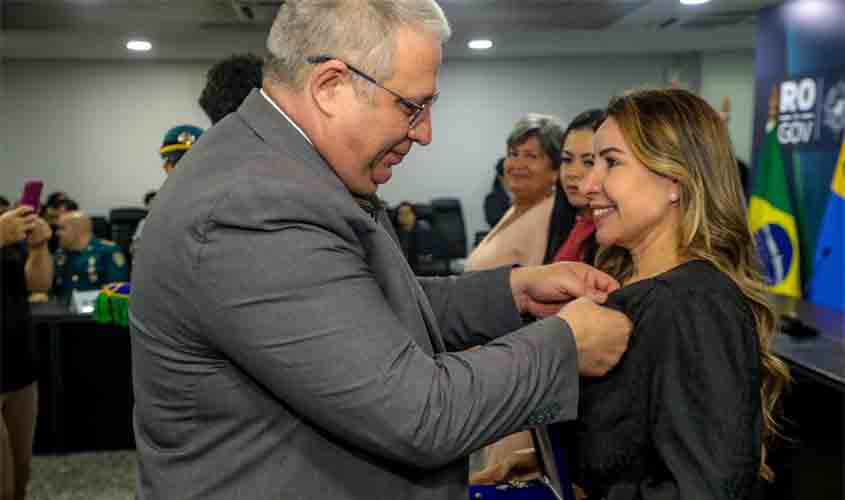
552 264 585 298
562 262 620 295
588 268 620 293
585 288 609 304
528 301 567 318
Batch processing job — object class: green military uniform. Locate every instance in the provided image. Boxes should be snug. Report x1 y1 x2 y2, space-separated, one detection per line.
53 238 129 293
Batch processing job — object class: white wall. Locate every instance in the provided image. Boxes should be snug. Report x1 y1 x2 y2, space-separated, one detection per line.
1 54 754 247
699 50 756 163
1 60 212 215
379 54 689 240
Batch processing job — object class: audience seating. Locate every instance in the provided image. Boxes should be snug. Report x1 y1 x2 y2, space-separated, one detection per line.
108 207 147 271
430 198 467 257
414 198 467 276
474 230 488 248
91 215 111 240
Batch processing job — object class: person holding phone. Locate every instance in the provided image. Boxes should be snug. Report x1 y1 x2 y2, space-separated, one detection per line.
1 201 52 500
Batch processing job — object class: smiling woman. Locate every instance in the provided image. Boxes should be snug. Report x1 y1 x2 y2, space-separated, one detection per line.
463 113 566 484
464 113 565 271
570 88 790 499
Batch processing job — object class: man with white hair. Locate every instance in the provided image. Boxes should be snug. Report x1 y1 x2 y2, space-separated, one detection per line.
129 1 631 498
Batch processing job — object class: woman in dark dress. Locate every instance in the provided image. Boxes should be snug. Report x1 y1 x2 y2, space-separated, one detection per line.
572 88 789 499
1 205 53 500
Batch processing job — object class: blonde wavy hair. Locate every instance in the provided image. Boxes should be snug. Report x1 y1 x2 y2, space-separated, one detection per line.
594 88 789 481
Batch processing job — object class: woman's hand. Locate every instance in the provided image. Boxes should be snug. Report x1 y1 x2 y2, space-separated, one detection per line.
0 206 37 246
27 217 52 249
469 448 540 485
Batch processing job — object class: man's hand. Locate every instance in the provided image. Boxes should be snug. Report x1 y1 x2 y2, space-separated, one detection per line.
510 262 620 318
27 217 52 249
0 206 38 246
558 297 632 376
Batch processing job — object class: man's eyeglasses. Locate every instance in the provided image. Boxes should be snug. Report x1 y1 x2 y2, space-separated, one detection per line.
307 55 437 129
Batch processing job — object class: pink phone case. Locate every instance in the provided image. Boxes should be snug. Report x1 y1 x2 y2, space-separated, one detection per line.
21 180 44 212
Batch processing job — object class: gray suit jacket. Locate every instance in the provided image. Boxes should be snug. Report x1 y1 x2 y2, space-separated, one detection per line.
130 89 578 499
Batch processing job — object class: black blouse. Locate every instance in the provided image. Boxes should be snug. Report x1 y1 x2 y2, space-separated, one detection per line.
572 260 763 500
0 243 37 393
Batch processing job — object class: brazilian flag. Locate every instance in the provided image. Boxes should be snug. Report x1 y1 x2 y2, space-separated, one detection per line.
808 134 845 311
749 127 802 298
94 282 131 328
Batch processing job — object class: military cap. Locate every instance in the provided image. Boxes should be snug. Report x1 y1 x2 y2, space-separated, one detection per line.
160 124 204 165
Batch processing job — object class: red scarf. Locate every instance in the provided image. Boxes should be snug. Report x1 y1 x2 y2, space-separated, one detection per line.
553 215 596 263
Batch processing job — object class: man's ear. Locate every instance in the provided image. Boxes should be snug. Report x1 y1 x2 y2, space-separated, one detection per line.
309 59 351 117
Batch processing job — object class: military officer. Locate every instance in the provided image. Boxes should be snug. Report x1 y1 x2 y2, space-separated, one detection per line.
132 124 203 255
157 124 203 176
52 211 129 294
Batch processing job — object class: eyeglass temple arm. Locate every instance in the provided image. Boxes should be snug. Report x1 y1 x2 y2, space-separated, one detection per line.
306 55 379 86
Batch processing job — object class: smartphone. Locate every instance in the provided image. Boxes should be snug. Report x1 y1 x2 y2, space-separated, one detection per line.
21 180 44 212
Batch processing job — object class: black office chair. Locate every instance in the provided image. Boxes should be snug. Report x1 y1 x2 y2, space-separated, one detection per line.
414 203 433 227
108 207 147 271
423 198 467 275
474 230 489 248
91 216 111 240
430 198 467 258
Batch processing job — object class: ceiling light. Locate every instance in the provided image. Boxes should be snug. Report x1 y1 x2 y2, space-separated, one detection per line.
795 0 830 17
680 0 710 4
126 40 152 52
468 39 493 50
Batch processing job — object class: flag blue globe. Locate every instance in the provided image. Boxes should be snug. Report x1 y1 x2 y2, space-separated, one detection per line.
754 223 795 286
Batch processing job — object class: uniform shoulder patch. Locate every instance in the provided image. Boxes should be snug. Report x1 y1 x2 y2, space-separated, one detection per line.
113 251 127 268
